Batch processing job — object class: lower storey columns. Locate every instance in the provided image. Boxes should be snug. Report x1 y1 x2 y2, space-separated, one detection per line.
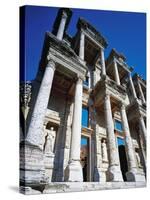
104 94 123 182
21 60 56 187
26 60 56 148
139 115 146 148
65 77 83 182
120 104 138 181
120 104 145 181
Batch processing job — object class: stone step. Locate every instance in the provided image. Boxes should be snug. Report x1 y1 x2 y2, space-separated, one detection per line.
20 181 146 195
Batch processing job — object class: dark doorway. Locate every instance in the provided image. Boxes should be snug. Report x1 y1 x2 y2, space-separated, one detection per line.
80 136 89 182
118 145 128 181
117 137 128 181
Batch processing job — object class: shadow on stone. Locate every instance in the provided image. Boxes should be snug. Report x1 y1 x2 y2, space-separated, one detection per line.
9 186 19 193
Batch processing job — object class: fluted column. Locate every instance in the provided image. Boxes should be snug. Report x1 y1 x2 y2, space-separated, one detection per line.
129 73 137 99
65 78 83 182
56 11 68 40
79 31 85 60
104 94 123 181
26 60 56 148
139 115 146 147
113 60 120 85
100 48 106 76
137 81 146 104
120 104 138 181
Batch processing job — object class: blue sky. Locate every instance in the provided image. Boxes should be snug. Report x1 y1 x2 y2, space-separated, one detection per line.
22 5 146 81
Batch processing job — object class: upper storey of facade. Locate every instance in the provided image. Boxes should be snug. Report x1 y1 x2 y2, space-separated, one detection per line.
39 8 108 86
36 7 146 107
106 48 133 87
132 73 146 105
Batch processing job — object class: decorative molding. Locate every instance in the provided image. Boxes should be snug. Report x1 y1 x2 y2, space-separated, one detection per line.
20 81 32 108
47 59 56 70
77 17 108 48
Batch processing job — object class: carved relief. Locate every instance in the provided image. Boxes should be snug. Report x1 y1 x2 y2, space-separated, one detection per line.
20 81 32 108
135 149 142 168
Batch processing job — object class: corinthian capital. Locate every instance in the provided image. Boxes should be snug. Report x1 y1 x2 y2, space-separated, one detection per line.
119 102 126 110
104 93 110 101
47 59 56 70
62 10 68 19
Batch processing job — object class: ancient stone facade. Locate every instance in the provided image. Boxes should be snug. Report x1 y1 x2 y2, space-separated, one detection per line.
20 8 146 194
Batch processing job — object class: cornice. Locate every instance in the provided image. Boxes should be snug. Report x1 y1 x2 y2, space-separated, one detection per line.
77 17 108 48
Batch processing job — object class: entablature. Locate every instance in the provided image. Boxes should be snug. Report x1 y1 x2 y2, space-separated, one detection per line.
127 100 146 122
106 49 133 81
91 76 128 107
40 32 87 80
77 17 108 49
133 73 146 88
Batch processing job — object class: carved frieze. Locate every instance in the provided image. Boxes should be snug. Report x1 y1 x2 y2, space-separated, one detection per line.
91 76 127 106
20 81 32 108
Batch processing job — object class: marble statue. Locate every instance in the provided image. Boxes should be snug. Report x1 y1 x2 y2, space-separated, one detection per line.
44 127 56 154
101 139 108 162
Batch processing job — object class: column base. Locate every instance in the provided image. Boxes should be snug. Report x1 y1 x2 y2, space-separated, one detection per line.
94 168 106 182
44 153 55 182
106 166 123 182
126 169 146 182
64 160 83 182
94 167 101 182
20 142 48 188
78 57 86 66
20 186 42 195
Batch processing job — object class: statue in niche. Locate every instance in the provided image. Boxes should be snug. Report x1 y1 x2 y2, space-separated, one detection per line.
101 139 108 162
135 150 142 168
44 127 56 155
42 123 48 149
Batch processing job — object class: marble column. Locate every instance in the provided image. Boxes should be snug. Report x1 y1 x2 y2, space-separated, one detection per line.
113 60 120 85
100 48 106 76
87 71 91 89
65 78 83 182
120 103 138 181
104 94 123 181
137 80 146 104
56 11 68 40
94 135 103 182
139 115 146 147
129 73 137 99
138 126 146 175
26 60 56 148
79 31 85 60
